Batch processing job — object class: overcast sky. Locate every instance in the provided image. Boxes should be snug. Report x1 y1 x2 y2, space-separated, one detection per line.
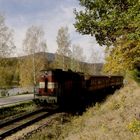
0 0 105 62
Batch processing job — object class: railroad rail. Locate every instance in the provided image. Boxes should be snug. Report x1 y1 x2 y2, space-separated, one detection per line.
0 108 57 139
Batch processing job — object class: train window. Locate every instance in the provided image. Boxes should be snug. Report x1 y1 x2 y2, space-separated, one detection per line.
39 82 45 88
45 79 48 92
48 82 55 89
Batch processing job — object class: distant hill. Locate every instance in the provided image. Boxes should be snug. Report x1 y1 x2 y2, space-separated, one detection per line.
34 52 55 62
28 52 103 74
3 52 104 74
0 52 104 87
12 52 55 62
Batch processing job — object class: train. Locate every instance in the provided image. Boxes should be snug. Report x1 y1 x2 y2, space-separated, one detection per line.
34 69 123 105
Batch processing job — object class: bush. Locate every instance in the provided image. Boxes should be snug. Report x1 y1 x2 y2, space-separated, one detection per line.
0 89 8 97
129 69 140 83
127 119 140 133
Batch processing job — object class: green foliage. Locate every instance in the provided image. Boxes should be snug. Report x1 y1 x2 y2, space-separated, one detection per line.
75 0 140 73
75 0 140 46
128 69 140 83
0 58 19 88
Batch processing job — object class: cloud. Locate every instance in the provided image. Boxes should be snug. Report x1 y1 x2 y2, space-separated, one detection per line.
0 0 105 62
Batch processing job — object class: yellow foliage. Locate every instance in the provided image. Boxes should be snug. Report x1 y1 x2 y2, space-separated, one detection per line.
103 38 140 75
127 119 140 133
19 55 48 87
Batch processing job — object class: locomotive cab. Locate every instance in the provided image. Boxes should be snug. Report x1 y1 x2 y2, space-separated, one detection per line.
35 70 58 103
35 69 85 105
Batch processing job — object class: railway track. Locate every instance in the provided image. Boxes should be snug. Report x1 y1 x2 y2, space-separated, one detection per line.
0 108 57 140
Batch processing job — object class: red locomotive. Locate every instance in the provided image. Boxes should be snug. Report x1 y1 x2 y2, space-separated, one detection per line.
35 69 85 104
34 69 123 105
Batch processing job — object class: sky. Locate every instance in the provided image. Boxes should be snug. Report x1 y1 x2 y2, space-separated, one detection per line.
0 0 105 62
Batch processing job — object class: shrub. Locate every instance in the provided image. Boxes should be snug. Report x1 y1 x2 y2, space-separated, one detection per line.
108 99 121 110
1 89 8 97
127 119 140 133
129 69 140 83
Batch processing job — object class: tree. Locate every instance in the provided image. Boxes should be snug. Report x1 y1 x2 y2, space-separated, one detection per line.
70 44 86 72
0 63 16 88
103 38 140 74
20 25 48 87
23 26 47 54
75 0 139 46
88 48 102 74
0 14 15 58
0 14 15 88
54 26 71 70
74 0 140 73
19 55 47 87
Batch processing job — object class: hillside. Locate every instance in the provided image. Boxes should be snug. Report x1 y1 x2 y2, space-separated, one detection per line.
0 52 103 88
58 81 140 140
22 52 103 73
27 81 140 140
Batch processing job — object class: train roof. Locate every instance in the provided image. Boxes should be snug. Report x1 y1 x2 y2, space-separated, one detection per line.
85 74 123 79
40 69 84 74
39 69 123 78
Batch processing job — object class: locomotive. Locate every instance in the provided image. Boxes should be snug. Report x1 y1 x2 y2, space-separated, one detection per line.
34 69 123 105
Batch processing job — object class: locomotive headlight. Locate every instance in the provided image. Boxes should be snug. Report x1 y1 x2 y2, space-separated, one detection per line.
48 82 55 89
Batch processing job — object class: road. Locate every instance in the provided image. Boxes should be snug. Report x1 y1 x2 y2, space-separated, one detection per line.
0 94 34 107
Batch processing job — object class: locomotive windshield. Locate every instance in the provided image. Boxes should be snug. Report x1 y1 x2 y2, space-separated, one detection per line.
38 74 48 94
38 70 58 95
39 82 45 88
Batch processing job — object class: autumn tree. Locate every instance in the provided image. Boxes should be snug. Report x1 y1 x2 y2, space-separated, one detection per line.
103 38 140 73
88 48 102 75
20 25 48 87
70 44 86 72
0 15 15 58
74 0 140 74
0 14 15 88
54 26 71 70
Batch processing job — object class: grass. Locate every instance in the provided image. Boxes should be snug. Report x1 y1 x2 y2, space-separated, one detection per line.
26 81 140 140
60 81 140 140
